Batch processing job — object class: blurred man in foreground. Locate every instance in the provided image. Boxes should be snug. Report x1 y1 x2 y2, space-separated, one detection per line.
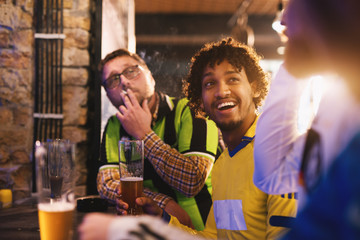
254 0 360 238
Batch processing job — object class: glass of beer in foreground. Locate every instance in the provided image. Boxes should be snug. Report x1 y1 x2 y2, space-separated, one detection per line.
35 139 76 240
119 140 144 215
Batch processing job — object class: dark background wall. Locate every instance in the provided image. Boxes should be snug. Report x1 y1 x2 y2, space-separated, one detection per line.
135 14 283 98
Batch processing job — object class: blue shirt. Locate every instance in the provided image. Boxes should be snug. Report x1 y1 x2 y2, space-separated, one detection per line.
283 131 360 240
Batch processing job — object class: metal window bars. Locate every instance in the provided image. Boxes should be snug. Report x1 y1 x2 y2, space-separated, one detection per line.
32 0 64 191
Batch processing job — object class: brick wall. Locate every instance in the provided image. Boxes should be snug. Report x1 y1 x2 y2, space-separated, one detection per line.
0 0 95 202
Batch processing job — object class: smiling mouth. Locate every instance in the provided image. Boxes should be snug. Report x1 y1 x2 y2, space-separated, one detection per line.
217 102 236 110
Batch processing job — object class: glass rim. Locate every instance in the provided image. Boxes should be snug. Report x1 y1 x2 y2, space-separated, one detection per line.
119 139 144 143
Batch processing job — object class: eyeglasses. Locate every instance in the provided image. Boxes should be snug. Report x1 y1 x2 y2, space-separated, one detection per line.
102 65 142 90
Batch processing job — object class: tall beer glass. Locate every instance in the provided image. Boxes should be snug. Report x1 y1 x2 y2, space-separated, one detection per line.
119 140 144 215
35 139 76 240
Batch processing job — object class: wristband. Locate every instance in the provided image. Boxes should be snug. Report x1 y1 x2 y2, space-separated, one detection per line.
161 208 171 223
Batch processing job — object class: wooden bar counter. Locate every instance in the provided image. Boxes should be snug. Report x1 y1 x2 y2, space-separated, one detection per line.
0 196 112 240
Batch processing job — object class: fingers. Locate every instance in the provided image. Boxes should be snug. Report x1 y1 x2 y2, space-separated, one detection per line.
121 89 139 108
117 89 140 120
116 197 129 215
115 110 123 122
135 197 163 216
116 185 122 196
116 197 128 209
116 97 132 121
116 206 128 215
135 196 149 206
120 91 131 108
126 89 139 106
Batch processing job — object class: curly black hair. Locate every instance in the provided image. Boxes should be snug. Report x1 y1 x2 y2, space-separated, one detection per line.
183 37 270 117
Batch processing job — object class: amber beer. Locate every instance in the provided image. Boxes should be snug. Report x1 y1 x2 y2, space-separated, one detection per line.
120 177 143 215
38 202 75 240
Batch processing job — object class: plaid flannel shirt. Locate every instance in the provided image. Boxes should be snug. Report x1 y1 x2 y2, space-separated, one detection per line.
97 165 172 209
143 131 214 197
97 130 214 208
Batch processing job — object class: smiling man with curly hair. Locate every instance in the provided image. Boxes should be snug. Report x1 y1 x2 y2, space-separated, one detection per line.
172 37 297 239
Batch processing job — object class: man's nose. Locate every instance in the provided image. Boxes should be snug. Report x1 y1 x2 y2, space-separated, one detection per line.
215 82 231 98
120 75 130 90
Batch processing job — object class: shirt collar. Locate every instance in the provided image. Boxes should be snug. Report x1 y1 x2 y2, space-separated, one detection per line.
156 91 175 121
228 115 258 157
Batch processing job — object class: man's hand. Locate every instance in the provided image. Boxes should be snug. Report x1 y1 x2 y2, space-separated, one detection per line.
116 194 194 229
137 198 195 229
115 196 129 215
136 197 164 216
78 213 114 240
116 89 152 140
115 195 163 216
164 199 195 229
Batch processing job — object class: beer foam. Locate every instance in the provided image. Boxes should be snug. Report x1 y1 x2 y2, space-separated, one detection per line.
120 177 143 181
38 202 76 212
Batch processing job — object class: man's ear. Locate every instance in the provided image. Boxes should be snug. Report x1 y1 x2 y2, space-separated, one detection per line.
198 101 210 119
251 82 260 98
200 101 204 111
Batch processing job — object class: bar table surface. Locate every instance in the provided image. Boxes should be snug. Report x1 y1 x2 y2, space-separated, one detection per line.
0 197 114 240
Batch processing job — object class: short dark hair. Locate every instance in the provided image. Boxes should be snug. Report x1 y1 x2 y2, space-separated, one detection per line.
98 49 148 80
183 37 270 117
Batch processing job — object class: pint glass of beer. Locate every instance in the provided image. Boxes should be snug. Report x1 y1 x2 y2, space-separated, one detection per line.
35 139 76 240
119 140 144 215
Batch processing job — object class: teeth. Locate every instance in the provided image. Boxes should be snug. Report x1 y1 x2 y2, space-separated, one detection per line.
217 102 235 109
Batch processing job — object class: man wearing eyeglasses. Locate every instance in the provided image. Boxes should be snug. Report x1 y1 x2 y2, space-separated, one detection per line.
97 49 220 230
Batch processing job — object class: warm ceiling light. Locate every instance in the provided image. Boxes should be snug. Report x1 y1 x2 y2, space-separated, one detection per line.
272 1 288 42
277 46 285 55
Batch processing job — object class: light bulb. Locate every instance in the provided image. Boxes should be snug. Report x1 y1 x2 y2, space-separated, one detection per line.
272 1 287 42
272 11 285 34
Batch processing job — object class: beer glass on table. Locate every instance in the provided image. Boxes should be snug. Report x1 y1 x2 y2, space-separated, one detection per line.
35 139 76 240
118 140 144 215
